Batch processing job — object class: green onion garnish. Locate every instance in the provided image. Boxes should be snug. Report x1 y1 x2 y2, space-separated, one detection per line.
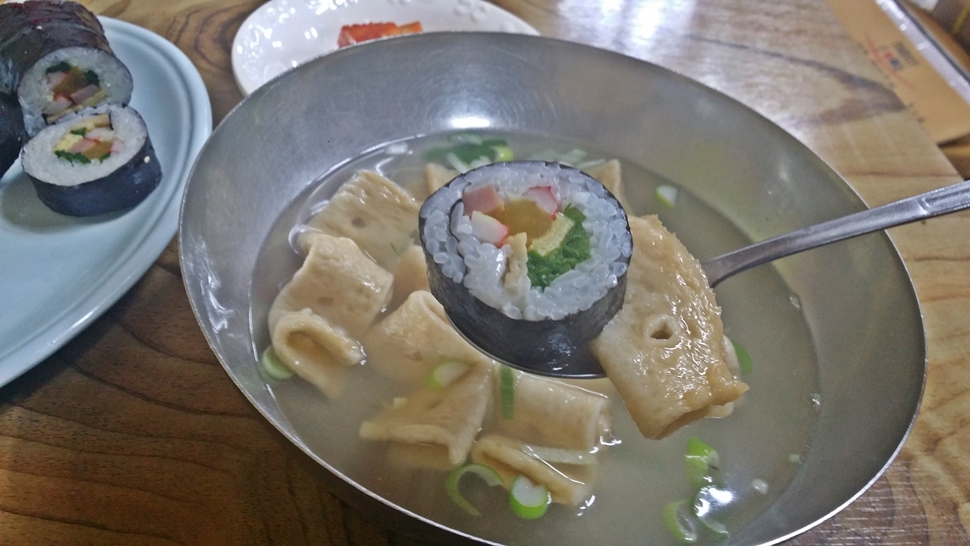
500 365 515 419
491 145 514 162
424 134 513 168
260 346 293 380
656 184 679 209
692 485 732 537
663 500 699 544
731 340 753 375
445 463 503 516
509 475 550 520
425 361 469 390
685 437 719 487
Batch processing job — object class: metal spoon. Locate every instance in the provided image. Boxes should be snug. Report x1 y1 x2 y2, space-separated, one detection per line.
487 179 970 378
702 178 970 287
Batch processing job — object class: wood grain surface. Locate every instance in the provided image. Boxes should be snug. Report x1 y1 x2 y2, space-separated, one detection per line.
2 0 969 544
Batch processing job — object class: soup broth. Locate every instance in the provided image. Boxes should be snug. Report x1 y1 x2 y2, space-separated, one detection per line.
250 131 819 545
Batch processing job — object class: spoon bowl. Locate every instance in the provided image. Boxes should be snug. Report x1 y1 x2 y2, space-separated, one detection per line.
496 178 970 378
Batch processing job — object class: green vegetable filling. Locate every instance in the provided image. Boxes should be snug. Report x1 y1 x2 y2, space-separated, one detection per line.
54 149 111 164
526 206 590 288
45 63 98 86
54 150 92 164
45 61 71 74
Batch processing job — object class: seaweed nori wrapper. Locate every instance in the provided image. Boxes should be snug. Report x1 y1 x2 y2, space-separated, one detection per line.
0 93 25 175
30 137 162 217
0 0 112 95
423 251 625 377
419 162 630 378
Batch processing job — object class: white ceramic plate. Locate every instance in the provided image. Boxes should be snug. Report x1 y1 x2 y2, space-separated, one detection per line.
0 17 212 387
232 0 539 95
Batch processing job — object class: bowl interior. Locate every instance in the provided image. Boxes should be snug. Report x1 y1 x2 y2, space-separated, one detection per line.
179 33 924 545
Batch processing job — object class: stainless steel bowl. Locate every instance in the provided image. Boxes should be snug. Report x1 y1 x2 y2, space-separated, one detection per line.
179 33 924 545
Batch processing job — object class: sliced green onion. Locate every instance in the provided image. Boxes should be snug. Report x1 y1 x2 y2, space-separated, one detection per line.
526 148 558 162
692 485 733 537
260 346 293 380
685 437 719 487
731 340 753 375
468 156 492 170
576 158 606 171
445 151 471 173
557 148 588 166
663 500 699 543
500 366 515 419
445 463 503 517
491 145 514 162
425 361 469 390
521 444 598 465
509 475 550 519
656 184 679 209
685 455 712 488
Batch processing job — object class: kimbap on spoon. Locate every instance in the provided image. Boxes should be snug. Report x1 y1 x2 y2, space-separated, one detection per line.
418 161 631 378
421 163 970 379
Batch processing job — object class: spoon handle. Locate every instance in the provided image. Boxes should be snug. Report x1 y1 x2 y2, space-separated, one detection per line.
702 179 970 287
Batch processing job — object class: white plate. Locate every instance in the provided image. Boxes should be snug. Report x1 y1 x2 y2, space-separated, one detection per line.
0 18 212 386
231 0 539 95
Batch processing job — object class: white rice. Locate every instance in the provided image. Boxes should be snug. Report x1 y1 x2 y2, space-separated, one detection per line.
421 162 632 321
22 104 147 186
18 47 133 135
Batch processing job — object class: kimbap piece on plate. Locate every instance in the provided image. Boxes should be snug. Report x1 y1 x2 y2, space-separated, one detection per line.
419 161 632 374
0 0 133 135
22 104 162 217
0 93 25 176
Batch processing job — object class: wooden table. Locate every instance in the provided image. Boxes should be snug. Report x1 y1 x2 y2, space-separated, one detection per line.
2 0 968 544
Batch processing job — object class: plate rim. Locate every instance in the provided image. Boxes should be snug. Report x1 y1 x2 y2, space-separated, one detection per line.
230 0 540 95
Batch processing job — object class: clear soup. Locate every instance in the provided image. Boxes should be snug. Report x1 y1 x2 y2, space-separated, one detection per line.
250 131 819 546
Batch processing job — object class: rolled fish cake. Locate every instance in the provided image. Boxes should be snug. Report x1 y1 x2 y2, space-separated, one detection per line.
590 215 749 439
269 232 393 397
419 161 632 372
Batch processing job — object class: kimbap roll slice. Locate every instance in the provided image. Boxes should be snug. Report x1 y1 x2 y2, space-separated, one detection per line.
419 161 633 374
0 1 133 135
22 104 162 217
0 93 25 176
